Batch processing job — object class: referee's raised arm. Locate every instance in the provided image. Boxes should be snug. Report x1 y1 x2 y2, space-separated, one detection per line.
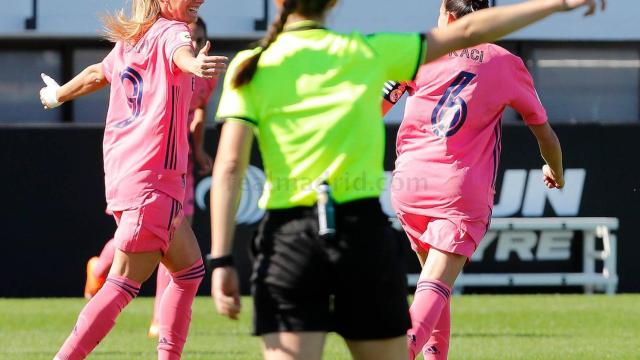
425 0 605 63
208 0 605 359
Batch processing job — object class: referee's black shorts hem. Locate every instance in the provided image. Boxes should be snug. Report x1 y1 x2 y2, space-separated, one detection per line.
250 198 411 340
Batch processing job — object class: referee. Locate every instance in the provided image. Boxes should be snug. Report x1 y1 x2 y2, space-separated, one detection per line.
207 1 605 359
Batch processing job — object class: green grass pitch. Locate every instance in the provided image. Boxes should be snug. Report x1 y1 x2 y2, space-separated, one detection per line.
1 295 639 359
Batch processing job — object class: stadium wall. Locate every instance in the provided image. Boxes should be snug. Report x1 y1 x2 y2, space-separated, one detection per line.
1 124 639 297
1 0 639 40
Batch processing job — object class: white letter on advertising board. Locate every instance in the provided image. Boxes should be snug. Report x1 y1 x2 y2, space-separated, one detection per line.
495 231 537 261
536 231 573 261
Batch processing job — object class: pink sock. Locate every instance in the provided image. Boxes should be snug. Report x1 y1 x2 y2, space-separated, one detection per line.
56 275 140 360
423 298 450 360
157 259 205 360
407 279 451 360
93 239 116 278
153 264 172 324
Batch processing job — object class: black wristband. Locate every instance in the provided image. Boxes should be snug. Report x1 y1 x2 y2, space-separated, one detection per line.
205 254 234 271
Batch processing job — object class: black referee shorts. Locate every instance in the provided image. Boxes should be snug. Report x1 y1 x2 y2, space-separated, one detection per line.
250 198 410 340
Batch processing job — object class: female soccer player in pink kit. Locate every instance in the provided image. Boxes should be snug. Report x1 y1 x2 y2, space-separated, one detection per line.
383 0 599 358
150 16 217 338
83 19 217 339
38 0 227 359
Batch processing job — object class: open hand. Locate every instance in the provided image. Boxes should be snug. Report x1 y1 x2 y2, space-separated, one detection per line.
560 0 606 16
193 41 228 79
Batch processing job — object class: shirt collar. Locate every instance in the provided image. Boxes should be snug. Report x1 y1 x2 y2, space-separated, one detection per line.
283 20 326 32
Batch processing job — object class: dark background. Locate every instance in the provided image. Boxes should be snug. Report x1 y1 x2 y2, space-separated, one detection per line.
1 123 638 297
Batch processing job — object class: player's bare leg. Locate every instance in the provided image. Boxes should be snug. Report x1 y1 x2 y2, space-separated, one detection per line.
346 337 408 360
261 332 326 360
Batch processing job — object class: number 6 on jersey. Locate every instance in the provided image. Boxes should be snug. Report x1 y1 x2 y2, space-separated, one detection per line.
431 71 476 137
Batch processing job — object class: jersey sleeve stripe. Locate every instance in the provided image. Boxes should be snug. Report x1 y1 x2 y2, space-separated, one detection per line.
222 116 258 127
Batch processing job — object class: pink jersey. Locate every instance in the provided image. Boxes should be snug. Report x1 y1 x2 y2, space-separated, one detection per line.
184 77 216 216
187 77 217 129
391 44 547 228
101 17 194 210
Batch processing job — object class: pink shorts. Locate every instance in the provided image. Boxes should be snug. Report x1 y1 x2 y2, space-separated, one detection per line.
112 191 183 254
183 160 195 217
396 212 488 258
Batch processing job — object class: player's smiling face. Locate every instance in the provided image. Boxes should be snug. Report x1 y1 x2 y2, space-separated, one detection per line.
160 0 204 23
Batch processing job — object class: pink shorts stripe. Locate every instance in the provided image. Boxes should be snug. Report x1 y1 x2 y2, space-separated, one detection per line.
183 162 195 216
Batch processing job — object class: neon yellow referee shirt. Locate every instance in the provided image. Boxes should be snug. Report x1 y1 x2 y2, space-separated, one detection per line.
217 21 426 209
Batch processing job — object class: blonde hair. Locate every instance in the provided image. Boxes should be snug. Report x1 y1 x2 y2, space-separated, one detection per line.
102 0 161 43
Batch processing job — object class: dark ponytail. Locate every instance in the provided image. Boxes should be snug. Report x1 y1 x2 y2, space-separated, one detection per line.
445 0 490 18
232 0 335 88
232 0 297 88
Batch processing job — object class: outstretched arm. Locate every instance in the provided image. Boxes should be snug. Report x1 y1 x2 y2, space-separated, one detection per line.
529 123 564 189
40 63 107 109
173 41 228 79
425 0 605 63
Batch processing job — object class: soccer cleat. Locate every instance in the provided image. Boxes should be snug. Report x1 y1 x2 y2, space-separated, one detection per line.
84 256 106 299
148 320 160 338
